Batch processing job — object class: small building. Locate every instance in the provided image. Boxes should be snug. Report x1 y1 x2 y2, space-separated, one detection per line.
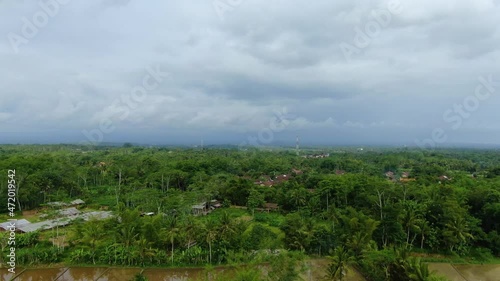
209 200 221 210
79 211 113 221
263 180 274 187
18 218 71 233
0 219 31 232
70 199 85 206
58 207 80 217
439 175 450 181
263 203 279 212
275 174 290 183
46 201 68 208
192 202 207 216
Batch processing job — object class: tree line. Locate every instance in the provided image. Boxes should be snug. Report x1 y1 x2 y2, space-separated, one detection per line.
1 145 499 280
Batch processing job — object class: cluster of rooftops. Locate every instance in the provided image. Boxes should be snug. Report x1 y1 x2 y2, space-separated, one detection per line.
191 199 222 216
253 168 303 187
0 199 112 233
301 153 330 159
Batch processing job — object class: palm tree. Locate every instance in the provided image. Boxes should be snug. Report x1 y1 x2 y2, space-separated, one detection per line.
416 219 431 249
443 216 474 252
134 238 154 266
322 207 339 233
163 216 180 264
202 219 219 264
218 211 235 242
407 257 430 281
183 216 198 249
81 219 105 264
402 207 420 246
325 246 355 281
288 188 307 209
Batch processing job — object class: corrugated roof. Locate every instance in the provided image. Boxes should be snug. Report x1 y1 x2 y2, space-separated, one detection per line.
17 211 113 233
57 207 80 217
71 199 85 205
0 219 31 230
46 202 68 207
80 211 113 221
18 218 71 233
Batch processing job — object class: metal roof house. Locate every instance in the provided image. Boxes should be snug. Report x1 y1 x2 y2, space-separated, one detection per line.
192 202 207 216
17 218 72 233
58 207 80 217
46 201 68 207
79 211 113 221
70 199 85 206
0 219 31 232
40 207 80 219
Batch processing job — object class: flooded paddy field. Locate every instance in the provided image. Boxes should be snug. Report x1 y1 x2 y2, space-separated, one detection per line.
429 263 500 281
2 263 498 280
0 262 365 281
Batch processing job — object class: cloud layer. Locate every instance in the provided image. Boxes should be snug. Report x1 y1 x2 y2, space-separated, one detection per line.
1 0 500 146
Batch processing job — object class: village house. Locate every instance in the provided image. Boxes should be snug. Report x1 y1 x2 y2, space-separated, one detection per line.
302 153 330 159
46 201 68 208
70 199 85 206
0 219 31 232
192 200 222 216
191 202 207 216
335 170 346 175
0 210 114 233
263 203 279 212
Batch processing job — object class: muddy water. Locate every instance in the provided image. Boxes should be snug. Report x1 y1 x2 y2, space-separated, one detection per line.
428 263 467 281
429 263 500 281
301 259 366 281
0 267 23 281
11 267 68 280
142 268 213 281
1 264 365 281
2 263 498 281
96 268 142 280
57 267 108 281
453 264 500 281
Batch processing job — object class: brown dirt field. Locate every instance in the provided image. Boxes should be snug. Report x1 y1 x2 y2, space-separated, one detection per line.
429 263 467 281
429 263 500 281
453 264 500 281
21 209 39 220
410 252 447 259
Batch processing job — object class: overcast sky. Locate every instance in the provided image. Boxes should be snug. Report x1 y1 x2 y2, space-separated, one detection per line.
1 0 500 147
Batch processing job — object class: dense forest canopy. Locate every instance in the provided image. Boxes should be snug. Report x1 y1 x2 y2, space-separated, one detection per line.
0 144 499 280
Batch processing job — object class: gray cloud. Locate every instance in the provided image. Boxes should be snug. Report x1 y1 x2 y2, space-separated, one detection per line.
1 0 499 146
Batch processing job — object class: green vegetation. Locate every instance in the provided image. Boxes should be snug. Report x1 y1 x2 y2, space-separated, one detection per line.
1 145 500 280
